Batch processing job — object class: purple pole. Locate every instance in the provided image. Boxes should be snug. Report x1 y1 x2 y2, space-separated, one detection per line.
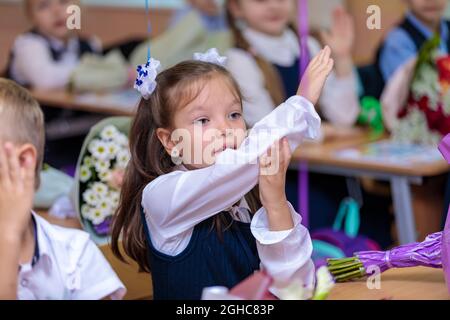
297 0 310 227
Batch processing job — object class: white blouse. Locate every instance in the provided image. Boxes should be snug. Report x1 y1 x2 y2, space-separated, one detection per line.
9 32 101 90
142 95 319 289
226 28 360 128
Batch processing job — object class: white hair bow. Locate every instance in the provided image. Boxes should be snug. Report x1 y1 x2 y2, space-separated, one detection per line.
134 58 161 100
193 48 227 66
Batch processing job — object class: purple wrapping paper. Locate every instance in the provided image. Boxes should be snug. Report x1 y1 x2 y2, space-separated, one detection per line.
439 134 450 165
439 134 450 293
356 232 443 273
92 217 112 236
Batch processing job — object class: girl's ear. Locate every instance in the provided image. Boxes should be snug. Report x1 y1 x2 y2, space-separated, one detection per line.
156 128 176 156
17 143 37 171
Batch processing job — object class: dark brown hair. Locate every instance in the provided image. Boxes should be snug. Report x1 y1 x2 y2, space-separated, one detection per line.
111 61 261 273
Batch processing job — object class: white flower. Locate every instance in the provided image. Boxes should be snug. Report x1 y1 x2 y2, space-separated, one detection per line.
116 149 131 169
98 170 112 183
134 58 161 99
90 140 110 161
105 142 120 159
193 48 227 66
88 139 101 154
79 165 92 183
114 133 129 147
91 182 108 197
108 190 120 206
80 204 92 219
94 159 111 174
312 266 335 300
100 125 119 141
97 198 113 215
82 188 100 206
89 207 107 225
83 156 93 167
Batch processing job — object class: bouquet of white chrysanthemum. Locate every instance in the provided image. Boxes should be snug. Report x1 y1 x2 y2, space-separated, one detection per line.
73 117 131 244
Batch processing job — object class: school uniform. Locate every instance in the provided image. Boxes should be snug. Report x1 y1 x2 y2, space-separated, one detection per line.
18 213 126 300
141 95 318 300
6 30 104 169
7 29 100 89
380 12 450 82
226 28 360 128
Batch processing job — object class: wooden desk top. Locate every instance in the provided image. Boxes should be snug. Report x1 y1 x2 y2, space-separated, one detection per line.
293 126 449 177
328 267 449 300
32 89 137 117
31 90 449 177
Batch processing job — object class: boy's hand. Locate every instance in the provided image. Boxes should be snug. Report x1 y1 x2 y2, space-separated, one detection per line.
258 138 293 231
297 46 334 105
0 142 35 236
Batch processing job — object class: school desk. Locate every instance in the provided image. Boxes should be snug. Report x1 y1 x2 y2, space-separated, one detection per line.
328 267 449 300
36 211 153 300
31 89 449 244
32 89 138 117
292 127 449 245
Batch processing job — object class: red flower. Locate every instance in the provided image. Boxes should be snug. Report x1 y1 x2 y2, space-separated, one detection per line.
436 112 450 135
437 56 450 83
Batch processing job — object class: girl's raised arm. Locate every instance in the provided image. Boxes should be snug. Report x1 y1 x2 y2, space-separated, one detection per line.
142 48 332 240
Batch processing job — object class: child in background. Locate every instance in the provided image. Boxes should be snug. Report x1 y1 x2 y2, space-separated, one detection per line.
111 47 333 300
6 0 104 172
379 0 449 82
0 78 125 300
225 0 359 127
6 0 101 89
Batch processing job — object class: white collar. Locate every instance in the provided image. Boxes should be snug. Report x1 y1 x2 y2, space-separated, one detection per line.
242 27 300 66
20 213 52 272
45 34 79 53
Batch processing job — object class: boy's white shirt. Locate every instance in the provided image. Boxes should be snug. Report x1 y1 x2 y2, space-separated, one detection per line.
17 212 126 300
10 32 101 90
225 27 360 128
142 95 319 290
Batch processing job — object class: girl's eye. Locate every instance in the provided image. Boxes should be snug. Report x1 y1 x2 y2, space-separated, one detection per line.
193 118 209 126
229 112 242 120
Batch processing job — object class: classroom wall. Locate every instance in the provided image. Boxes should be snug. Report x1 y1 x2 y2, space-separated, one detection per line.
0 0 436 71
346 0 407 65
0 2 173 72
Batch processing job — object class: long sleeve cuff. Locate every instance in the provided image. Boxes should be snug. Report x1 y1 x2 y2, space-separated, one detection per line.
250 202 314 285
250 202 301 245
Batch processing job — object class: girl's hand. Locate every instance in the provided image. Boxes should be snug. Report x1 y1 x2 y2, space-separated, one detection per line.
297 46 334 105
320 7 354 59
258 138 293 231
0 142 35 236
319 7 355 77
